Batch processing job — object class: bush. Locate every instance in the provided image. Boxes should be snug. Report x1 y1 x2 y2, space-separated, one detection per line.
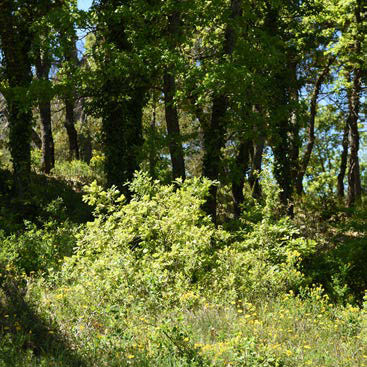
52 159 105 188
0 199 78 276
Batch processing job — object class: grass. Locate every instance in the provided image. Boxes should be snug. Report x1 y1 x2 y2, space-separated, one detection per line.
1 175 367 366
2 284 367 366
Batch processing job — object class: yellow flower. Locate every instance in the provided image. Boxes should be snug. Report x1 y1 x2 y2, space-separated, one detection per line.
127 354 135 359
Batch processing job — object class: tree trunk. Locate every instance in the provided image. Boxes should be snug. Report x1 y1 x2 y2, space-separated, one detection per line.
272 114 294 215
347 2 362 207
231 139 251 218
149 99 158 180
265 5 294 216
39 102 55 172
8 104 32 196
95 1 148 199
347 71 362 206
296 59 333 195
249 135 265 199
201 0 241 225
163 11 186 181
31 129 42 150
202 95 227 224
0 0 33 196
35 48 55 173
64 98 80 160
102 89 145 199
62 29 80 161
289 59 300 189
337 119 349 198
164 71 186 181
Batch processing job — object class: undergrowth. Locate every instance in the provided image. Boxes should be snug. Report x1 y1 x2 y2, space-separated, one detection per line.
1 172 366 366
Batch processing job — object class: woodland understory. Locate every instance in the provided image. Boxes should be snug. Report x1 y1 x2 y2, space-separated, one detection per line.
1 0 367 366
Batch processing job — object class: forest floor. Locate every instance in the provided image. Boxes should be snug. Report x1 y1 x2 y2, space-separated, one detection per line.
1 172 367 367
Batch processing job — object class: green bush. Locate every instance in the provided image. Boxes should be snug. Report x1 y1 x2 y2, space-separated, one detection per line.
52 159 105 187
0 200 78 276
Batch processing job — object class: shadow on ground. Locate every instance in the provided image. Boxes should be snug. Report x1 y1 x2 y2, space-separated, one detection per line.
0 275 87 366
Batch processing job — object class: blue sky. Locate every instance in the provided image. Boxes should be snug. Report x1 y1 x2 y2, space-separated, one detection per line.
77 0 93 10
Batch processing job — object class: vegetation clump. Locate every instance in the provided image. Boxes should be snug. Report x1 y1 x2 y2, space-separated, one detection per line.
1 0 367 365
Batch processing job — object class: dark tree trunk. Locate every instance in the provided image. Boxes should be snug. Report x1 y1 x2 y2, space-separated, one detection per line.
8 103 32 196
231 139 251 218
265 5 294 216
296 59 333 195
289 59 300 189
35 48 55 173
102 88 145 199
31 129 42 150
62 27 80 161
202 96 227 224
272 114 294 215
95 0 149 199
163 11 186 181
79 133 93 164
249 135 265 200
164 72 186 181
337 119 349 198
64 98 80 160
347 71 362 207
271 66 294 215
201 0 241 225
149 100 158 180
347 2 362 207
0 0 33 196
39 102 55 172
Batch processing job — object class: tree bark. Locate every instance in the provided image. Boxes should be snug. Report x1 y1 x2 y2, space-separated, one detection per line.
201 0 241 225
62 29 80 160
337 118 349 198
149 100 158 180
64 98 80 160
264 4 294 216
32 129 42 150
289 58 301 189
95 0 149 199
347 1 362 207
347 70 362 206
249 135 265 200
35 48 55 173
0 0 33 196
164 71 186 181
102 88 145 198
296 59 333 195
163 11 186 181
39 102 55 172
231 139 251 218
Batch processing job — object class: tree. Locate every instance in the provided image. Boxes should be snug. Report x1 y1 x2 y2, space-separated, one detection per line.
90 0 153 198
162 4 186 181
34 24 55 173
0 0 34 196
200 0 241 224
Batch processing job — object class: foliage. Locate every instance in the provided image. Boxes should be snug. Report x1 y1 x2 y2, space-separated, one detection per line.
52 159 105 187
0 200 78 276
1 0 367 366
